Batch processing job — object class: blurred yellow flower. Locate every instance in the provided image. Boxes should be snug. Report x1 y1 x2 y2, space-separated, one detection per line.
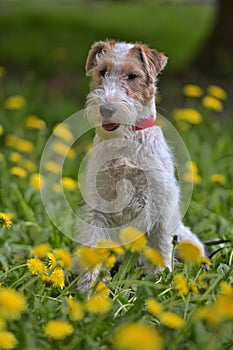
0 288 27 320
114 322 163 350
0 331 18 349
119 227 147 253
5 134 19 147
85 143 93 153
0 125 4 137
53 249 72 269
173 108 202 124
50 268 65 288
25 115 46 130
207 85 227 100
92 281 110 298
62 177 78 190
51 142 75 159
143 247 165 267
15 139 34 153
174 273 189 296
27 258 47 275
44 161 61 174
176 241 202 264
10 167 27 178
32 243 50 258
189 279 199 294
202 95 223 112
9 152 21 163
184 161 202 184
96 239 124 256
21 159 36 172
0 66 6 78
4 95 26 110
75 246 103 271
85 295 112 314
0 319 5 331
44 320 74 340
66 296 84 321
30 173 44 190
53 123 74 143
145 298 163 315
183 84 203 98
0 213 12 230
159 312 184 329
210 174 225 184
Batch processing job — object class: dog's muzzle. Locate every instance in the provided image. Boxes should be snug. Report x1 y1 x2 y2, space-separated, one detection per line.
99 104 120 131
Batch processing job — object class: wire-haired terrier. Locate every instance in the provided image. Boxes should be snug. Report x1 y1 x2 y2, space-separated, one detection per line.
81 40 204 276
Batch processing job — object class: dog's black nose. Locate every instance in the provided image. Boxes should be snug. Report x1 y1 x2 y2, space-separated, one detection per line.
99 104 116 119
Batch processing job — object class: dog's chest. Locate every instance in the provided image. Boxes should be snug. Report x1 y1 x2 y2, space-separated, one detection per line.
96 158 148 203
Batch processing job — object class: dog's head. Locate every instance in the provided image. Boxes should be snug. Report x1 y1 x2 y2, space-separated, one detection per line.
85 40 167 136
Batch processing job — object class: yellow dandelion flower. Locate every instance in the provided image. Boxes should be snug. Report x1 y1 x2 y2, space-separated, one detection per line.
31 243 50 258
196 306 219 326
44 320 74 340
0 331 18 349
0 288 27 320
20 159 36 172
119 227 147 253
0 319 5 331
85 143 93 153
62 177 78 190
189 279 199 294
200 257 211 265
105 254 117 268
44 161 61 174
210 174 225 184
15 139 34 153
25 115 46 130
10 167 27 178
183 84 203 98
0 213 12 230
9 152 21 163
51 142 71 157
184 161 202 184
47 252 57 269
145 298 163 315
75 246 103 271
41 275 52 285
66 296 84 321
85 295 112 314
67 148 76 159
219 282 233 296
159 312 184 329
173 108 202 124
0 125 4 137
202 95 223 112
176 241 202 264
27 258 47 275
30 173 44 190
197 275 209 290
53 249 72 269
92 281 110 297
143 247 165 267
5 134 19 148
207 85 227 100
96 239 124 255
114 322 163 350
53 123 74 143
0 66 6 78
5 95 26 110
174 273 189 296
50 268 65 288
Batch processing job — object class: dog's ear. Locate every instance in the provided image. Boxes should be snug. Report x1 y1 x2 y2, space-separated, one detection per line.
85 41 116 76
134 44 168 82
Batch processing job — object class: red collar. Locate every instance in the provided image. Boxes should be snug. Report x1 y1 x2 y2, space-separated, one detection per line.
133 116 156 131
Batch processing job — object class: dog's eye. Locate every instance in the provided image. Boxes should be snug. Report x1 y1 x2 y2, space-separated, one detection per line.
127 73 137 81
99 69 107 77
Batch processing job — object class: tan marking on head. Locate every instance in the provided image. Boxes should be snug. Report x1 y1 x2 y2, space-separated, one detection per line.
85 40 116 76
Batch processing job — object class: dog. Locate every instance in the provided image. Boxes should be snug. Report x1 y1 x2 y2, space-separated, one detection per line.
79 40 204 279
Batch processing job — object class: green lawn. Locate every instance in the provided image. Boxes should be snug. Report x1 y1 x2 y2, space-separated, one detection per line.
0 2 232 350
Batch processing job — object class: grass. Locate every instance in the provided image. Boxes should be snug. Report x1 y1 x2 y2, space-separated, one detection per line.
0 72 233 350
